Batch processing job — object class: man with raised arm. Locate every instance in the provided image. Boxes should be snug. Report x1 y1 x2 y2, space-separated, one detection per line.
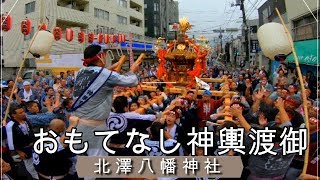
71 44 142 158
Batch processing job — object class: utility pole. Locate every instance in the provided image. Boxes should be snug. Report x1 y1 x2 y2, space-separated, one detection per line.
219 27 223 54
39 0 45 24
213 27 239 61
240 0 249 62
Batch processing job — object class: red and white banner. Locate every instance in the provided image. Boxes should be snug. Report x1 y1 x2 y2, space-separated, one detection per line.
129 32 134 67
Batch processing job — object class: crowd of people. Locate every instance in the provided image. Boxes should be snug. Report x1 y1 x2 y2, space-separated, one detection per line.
1 54 319 180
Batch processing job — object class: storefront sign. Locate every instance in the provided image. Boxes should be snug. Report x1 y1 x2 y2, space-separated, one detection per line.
286 39 319 66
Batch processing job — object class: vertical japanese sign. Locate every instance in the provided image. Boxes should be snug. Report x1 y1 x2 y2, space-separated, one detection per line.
129 32 134 67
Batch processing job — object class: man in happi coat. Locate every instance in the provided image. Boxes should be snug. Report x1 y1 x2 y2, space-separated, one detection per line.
71 44 141 161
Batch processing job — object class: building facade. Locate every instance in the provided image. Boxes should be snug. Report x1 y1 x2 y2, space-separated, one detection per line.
238 19 262 67
144 0 179 39
2 0 153 78
246 19 263 67
167 0 179 40
258 0 288 26
257 0 288 75
284 0 319 74
285 0 318 40
144 0 161 38
257 0 318 82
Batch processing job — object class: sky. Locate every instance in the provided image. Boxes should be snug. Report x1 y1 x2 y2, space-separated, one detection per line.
177 0 267 43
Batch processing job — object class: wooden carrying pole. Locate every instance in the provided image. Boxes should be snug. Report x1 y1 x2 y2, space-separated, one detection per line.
2 24 45 125
141 85 237 97
135 53 146 65
114 53 145 73
275 8 310 174
114 55 126 72
200 78 233 83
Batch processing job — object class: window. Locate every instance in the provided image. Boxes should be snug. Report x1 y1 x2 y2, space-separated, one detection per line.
262 8 268 23
268 5 271 16
293 12 318 41
24 26 34 41
154 26 159 36
154 3 159 12
250 26 257 33
25 1 35 14
94 8 109 20
118 0 127 8
117 15 127 25
145 27 148 33
144 4 147 8
154 15 159 24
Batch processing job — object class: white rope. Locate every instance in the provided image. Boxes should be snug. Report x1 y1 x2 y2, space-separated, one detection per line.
302 0 318 22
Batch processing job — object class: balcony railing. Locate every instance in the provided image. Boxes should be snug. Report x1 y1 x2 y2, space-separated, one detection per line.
57 6 90 24
58 0 89 6
130 0 143 6
293 21 319 41
129 8 143 20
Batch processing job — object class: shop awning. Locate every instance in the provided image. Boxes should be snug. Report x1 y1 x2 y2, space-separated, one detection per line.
286 39 319 66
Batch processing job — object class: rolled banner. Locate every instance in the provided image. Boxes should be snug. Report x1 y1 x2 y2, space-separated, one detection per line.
114 55 126 72
257 22 292 60
29 30 54 57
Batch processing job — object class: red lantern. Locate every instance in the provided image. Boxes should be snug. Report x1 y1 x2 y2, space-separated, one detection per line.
118 34 122 43
113 34 118 43
88 32 94 43
109 34 114 43
78 31 85 43
40 23 47 30
118 34 126 43
66 28 73 42
53 27 62 41
1 14 12 32
21 18 31 35
97 33 103 44
104 34 109 44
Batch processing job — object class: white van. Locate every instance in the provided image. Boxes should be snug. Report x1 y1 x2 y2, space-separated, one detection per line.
22 69 54 81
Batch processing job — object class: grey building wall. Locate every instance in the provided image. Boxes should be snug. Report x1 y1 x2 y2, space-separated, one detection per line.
167 0 179 24
144 0 179 38
258 0 288 26
144 0 160 37
2 0 145 68
285 0 319 40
